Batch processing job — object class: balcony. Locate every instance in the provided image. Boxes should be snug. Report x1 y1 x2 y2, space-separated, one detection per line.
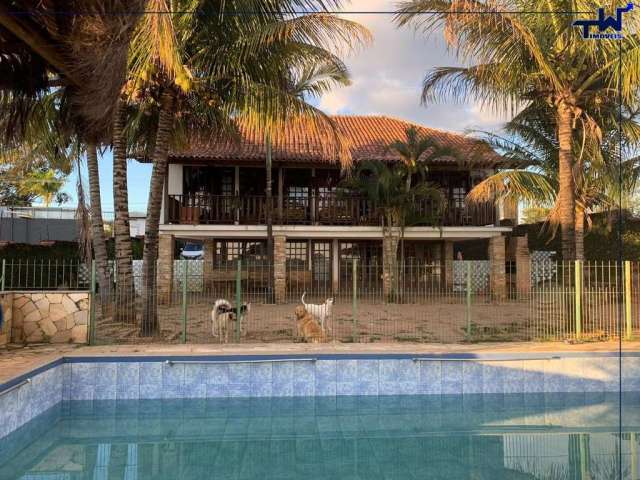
166 193 496 227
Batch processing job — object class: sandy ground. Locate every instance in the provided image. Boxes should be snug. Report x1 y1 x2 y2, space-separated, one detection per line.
93 297 627 345
95 300 532 344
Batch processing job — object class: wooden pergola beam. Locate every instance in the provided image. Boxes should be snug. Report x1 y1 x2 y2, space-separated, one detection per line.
0 4 79 86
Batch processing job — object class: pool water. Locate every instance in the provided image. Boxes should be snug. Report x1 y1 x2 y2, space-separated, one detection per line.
1 393 638 479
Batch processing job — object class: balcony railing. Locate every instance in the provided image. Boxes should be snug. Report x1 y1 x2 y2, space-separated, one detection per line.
166 193 496 227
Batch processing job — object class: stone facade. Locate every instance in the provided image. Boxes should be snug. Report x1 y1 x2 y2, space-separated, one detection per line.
0 293 12 346
274 236 286 304
489 235 507 301
10 292 89 344
203 238 216 290
513 235 531 296
158 234 175 304
442 241 454 290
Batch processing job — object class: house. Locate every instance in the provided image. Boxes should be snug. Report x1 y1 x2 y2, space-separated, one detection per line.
149 115 524 302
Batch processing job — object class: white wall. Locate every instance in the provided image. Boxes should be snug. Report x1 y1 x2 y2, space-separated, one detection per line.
168 164 184 195
161 164 184 224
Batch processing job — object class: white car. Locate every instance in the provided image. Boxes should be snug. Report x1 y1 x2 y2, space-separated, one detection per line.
180 243 204 259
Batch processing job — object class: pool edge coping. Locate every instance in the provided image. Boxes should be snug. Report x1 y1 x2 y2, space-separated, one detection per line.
2 350 639 397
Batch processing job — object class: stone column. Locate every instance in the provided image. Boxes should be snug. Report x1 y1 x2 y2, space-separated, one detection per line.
382 233 400 301
513 235 531 297
0 293 13 346
274 235 287 304
203 238 216 291
331 238 340 295
489 235 506 301
442 241 454 291
157 234 175 305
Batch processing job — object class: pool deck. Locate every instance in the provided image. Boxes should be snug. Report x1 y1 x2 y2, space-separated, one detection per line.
2 341 639 385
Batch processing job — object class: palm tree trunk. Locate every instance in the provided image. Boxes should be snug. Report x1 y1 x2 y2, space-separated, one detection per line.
575 204 585 261
86 142 111 305
556 100 576 261
112 98 135 321
265 134 275 303
141 89 175 336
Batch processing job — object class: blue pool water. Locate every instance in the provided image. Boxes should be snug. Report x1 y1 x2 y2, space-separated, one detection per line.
1 393 638 479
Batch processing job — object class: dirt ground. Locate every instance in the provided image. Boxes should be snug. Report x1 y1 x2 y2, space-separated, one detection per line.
96 299 536 344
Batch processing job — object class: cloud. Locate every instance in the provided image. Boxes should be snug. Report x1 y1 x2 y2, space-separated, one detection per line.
318 0 507 133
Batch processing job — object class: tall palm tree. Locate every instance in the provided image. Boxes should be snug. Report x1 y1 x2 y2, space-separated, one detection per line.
342 160 443 301
127 0 370 333
395 0 640 259
468 103 640 259
1 1 144 309
264 60 352 298
85 142 111 298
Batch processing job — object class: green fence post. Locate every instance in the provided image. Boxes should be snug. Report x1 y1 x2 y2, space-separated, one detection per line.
236 259 242 343
89 260 96 345
625 260 633 340
574 260 582 340
1 259 5 291
466 262 472 340
352 258 358 341
181 261 188 344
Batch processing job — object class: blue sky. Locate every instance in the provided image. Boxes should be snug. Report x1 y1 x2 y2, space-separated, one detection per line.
54 0 505 212
60 151 152 215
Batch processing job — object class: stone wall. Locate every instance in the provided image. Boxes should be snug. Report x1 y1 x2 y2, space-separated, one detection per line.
0 293 12 346
10 292 89 344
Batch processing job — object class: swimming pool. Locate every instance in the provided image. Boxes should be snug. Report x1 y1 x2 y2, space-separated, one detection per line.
0 354 638 479
1 394 638 479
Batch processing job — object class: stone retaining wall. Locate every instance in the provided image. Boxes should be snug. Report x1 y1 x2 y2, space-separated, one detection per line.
9 292 89 344
0 293 12 346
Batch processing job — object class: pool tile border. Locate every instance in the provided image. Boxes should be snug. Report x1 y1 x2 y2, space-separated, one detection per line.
0 351 638 440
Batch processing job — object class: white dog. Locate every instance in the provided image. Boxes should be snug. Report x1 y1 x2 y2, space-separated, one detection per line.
301 292 334 330
211 299 250 343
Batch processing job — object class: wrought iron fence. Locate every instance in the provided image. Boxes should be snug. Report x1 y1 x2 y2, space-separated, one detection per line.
85 258 640 345
0 258 89 291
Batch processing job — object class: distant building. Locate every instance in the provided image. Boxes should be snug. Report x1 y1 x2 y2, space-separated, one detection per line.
0 206 78 245
0 206 146 245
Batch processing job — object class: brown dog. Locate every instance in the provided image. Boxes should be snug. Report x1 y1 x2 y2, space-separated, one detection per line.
295 305 326 343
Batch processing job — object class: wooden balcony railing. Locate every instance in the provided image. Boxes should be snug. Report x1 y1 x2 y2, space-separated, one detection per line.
166 193 496 227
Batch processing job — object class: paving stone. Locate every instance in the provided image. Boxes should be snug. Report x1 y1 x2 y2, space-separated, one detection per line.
71 325 88 343
24 309 42 323
46 293 64 304
39 318 57 337
62 296 78 314
49 304 67 323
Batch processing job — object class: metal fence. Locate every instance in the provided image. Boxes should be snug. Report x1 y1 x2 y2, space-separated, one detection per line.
82 258 640 345
0 258 89 291
1 256 636 344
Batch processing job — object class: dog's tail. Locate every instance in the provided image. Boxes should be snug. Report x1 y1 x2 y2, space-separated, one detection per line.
301 292 307 307
212 299 232 336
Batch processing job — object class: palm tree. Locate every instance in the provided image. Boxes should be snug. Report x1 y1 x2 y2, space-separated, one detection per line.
126 0 370 333
342 160 443 301
386 126 461 267
395 0 640 260
85 143 111 300
1 1 145 313
388 126 459 192
264 60 352 299
468 103 640 260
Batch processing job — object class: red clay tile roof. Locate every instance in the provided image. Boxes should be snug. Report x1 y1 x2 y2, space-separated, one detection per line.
165 115 504 167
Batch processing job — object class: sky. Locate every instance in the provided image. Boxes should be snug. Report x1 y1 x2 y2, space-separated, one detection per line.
58 0 507 213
